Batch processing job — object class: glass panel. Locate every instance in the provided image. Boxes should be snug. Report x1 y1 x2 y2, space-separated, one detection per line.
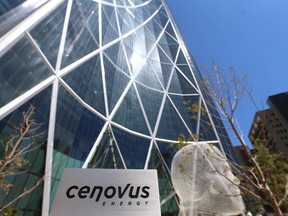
88 129 125 169
157 98 190 140
0 37 53 107
61 1 98 67
169 69 198 94
113 86 150 135
136 83 163 130
62 54 106 115
135 59 163 90
148 47 173 90
117 7 141 35
112 127 150 169
29 1 67 68
54 85 105 161
176 50 187 65
177 65 197 87
199 104 218 141
102 4 118 45
104 55 130 113
152 6 168 27
103 42 130 76
156 141 175 169
144 18 163 41
169 95 199 135
165 22 177 40
158 33 179 63
77 0 99 43
50 85 105 206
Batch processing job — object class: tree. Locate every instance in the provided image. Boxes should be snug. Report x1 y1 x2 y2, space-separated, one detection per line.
170 63 288 216
0 106 45 212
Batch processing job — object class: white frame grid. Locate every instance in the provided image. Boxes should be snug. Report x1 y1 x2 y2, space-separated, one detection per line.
0 0 232 215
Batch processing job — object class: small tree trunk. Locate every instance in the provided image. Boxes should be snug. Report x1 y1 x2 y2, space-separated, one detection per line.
267 186 284 216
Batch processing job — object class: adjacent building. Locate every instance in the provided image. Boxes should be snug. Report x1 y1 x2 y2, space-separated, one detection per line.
249 92 288 161
0 0 236 215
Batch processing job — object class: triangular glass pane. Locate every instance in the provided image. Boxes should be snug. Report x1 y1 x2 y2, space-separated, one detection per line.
0 37 54 107
77 0 99 45
158 6 169 19
103 42 130 76
168 95 199 135
144 25 158 52
104 55 130 113
136 83 164 130
62 54 106 115
122 34 147 75
117 7 140 35
112 127 150 169
61 1 98 68
148 60 164 89
112 86 150 135
176 50 188 65
199 104 218 141
160 62 174 89
158 32 179 62
29 1 67 68
153 7 169 27
127 6 145 25
165 22 177 41
135 59 163 90
55 85 105 161
157 98 190 140
169 69 198 94
88 129 125 169
177 65 198 88
157 45 173 64
142 3 157 21
148 143 179 215
156 141 176 170
102 5 119 45
145 18 163 41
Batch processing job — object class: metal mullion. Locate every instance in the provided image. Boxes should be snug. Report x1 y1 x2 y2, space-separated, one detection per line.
41 79 59 216
42 1 74 214
144 140 154 170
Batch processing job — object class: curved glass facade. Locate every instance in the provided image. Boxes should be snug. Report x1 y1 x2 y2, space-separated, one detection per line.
0 0 236 215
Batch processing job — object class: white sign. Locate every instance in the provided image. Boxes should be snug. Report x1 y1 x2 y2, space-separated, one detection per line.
50 168 161 216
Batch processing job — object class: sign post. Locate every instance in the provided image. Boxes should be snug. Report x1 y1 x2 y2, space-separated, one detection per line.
50 168 161 216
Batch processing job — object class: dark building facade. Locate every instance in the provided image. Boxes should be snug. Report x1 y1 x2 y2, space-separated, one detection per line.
249 92 288 161
0 0 236 215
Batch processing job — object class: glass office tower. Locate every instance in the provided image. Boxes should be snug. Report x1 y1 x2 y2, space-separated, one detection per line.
0 0 236 215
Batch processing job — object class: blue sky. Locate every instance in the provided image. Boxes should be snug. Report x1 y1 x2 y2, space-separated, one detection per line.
166 0 288 146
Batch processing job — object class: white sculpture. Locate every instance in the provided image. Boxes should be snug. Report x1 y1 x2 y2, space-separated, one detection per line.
171 143 245 216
